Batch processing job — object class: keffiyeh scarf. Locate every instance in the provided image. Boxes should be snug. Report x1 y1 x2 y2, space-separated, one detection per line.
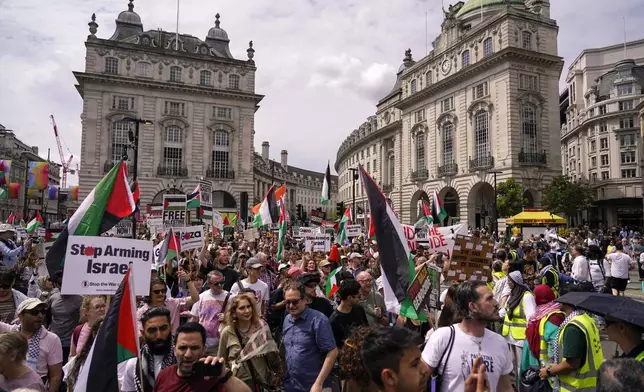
553 310 584 364
134 337 176 392
11 324 41 371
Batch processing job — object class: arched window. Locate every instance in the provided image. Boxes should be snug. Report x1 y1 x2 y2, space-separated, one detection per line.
111 120 130 164
522 31 532 50
211 129 231 178
105 57 119 74
474 111 490 159
483 38 493 57
462 50 470 67
170 66 182 82
415 132 426 171
443 122 454 165
163 125 184 175
522 105 538 153
411 79 417 94
200 70 212 86
228 74 240 89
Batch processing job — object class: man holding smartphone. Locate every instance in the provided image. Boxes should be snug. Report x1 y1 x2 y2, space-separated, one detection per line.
153 322 250 392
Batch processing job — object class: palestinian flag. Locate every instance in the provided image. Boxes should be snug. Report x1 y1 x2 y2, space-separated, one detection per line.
414 200 433 229
72 267 139 392
6 212 15 225
368 215 376 241
252 184 286 214
432 190 448 226
155 228 180 269
336 205 352 245
328 244 340 266
231 212 239 227
252 185 278 228
186 184 200 208
276 202 287 262
26 211 43 233
223 216 230 226
325 266 342 298
46 161 136 276
320 162 331 205
359 165 423 320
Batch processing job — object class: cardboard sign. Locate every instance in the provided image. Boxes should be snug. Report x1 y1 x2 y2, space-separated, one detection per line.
346 224 363 238
199 181 213 208
61 236 152 295
309 210 325 226
446 234 493 282
212 210 224 230
179 225 204 251
243 228 260 240
163 194 187 227
408 264 433 314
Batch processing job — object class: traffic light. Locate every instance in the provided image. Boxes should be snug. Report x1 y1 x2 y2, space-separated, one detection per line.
336 202 344 217
296 204 303 221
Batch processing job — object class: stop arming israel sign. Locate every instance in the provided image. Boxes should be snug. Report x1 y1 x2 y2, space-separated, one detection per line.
180 225 204 251
401 224 466 255
61 236 152 296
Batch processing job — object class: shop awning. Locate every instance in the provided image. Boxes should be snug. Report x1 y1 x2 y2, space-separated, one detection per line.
506 211 566 225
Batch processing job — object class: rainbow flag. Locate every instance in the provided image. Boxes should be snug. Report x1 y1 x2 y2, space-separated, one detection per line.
7 183 20 199
48 185 58 200
28 162 49 190
70 185 79 201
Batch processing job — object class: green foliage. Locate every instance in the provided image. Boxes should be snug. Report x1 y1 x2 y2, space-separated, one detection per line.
496 178 527 218
541 175 594 220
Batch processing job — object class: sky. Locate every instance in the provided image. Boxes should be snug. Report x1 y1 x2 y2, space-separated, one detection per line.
1 0 643 186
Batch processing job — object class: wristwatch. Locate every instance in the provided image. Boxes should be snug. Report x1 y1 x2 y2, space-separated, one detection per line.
546 366 552 377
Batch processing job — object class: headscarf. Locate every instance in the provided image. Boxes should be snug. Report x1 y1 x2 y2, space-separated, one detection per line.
525 285 566 360
506 271 529 320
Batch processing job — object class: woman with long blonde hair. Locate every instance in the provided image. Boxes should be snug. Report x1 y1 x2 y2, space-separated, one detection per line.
218 293 281 390
69 295 106 357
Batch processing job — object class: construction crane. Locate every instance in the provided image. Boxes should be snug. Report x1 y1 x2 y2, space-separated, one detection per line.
49 115 74 189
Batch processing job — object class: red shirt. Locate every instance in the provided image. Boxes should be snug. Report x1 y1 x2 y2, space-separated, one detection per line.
153 365 225 392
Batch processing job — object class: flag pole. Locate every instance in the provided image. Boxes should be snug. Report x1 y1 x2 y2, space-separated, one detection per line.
175 0 180 51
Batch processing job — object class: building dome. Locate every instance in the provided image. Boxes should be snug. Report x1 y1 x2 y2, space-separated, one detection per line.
116 0 142 25
207 13 228 40
456 0 525 18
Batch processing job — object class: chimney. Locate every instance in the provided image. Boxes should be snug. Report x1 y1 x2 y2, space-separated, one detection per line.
281 150 288 170
261 141 269 161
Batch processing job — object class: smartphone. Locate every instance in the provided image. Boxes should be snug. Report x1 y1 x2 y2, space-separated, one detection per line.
192 361 222 378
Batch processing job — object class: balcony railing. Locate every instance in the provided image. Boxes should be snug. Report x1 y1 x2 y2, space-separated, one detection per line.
469 154 494 171
518 149 547 166
157 165 188 177
381 184 393 193
438 162 458 177
411 169 429 181
103 160 134 175
206 169 235 179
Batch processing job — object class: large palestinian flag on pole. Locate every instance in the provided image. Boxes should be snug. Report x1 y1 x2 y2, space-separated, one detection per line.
359 165 423 320
432 190 448 226
72 267 139 391
320 162 331 205
336 205 352 245
275 202 287 262
252 185 278 228
46 161 137 276
414 200 433 229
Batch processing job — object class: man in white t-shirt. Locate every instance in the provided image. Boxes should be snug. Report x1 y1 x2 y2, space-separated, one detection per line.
607 243 634 296
230 257 269 316
422 281 514 392
190 270 230 353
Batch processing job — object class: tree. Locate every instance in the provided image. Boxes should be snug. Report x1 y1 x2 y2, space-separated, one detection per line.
541 175 594 220
495 178 527 218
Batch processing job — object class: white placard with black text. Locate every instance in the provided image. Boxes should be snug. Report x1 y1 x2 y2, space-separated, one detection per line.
179 225 204 251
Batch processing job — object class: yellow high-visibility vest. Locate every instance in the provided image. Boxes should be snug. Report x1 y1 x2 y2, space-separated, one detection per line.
557 313 604 392
502 292 529 340
537 310 566 365
541 269 560 297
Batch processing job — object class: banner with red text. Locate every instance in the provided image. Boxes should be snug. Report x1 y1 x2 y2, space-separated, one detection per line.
401 223 466 255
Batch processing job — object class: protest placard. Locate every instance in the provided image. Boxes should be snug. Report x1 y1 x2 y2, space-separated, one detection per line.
163 194 187 227
179 225 204 251
401 224 466 254
408 264 432 315
309 210 325 226
243 228 260 240
15 228 26 241
61 236 152 296
298 227 314 238
346 224 363 238
445 234 493 282
108 218 133 238
306 234 331 252
212 210 224 231
36 227 45 238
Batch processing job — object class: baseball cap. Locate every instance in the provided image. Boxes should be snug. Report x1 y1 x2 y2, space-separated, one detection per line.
318 259 332 267
349 252 363 259
18 298 47 315
278 263 290 272
300 273 321 286
245 257 263 269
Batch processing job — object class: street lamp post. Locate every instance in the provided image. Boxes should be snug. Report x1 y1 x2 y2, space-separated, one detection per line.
489 170 502 237
348 167 358 222
123 117 153 239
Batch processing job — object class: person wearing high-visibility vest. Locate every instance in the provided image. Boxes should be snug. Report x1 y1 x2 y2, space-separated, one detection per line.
605 318 644 361
537 257 560 297
501 271 536 388
539 297 604 391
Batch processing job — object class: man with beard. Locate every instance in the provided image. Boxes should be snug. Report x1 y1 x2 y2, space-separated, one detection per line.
200 248 239 292
121 307 176 392
422 281 514 392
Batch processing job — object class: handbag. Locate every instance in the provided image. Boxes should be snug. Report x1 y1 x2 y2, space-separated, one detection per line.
234 328 284 392
429 325 455 392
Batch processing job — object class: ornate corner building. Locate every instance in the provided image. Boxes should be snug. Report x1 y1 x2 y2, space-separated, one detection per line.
336 0 564 229
74 1 262 215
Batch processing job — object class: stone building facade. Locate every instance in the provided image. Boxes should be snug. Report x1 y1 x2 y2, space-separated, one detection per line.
75 1 262 216
336 0 563 229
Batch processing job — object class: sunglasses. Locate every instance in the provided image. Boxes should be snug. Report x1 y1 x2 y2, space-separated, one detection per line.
26 309 47 316
209 281 224 286
285 299 301 307
152 289 165 295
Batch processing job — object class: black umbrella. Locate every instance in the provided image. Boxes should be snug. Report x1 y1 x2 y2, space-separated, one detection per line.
555 292 596 307
566 293 644 329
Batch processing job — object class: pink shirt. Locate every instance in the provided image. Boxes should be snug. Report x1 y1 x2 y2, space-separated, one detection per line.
0 323 63 377
137 297 188 334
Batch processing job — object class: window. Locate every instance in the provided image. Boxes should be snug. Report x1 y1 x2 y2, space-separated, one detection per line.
105 57 119 74
473 82 488 100
389 156 395 184
228 74 240 89
212 130 230 177
462 51 470 67
163 126 183 173
601 171 609 180
214 106 232 120
600 154 609 166
621 151 636 164
441 97 453 112
414 109 426 123
410 79 417 94
617 84 633 96
600 138 608 149
137 62 151 77
521 105 538 154
619 117 634 129
474 111 490 159
620 134 636 146
591 172 597 181
619 100 633 111
599 122 607 133
164 101 185 117
622 169 637 178
373 145 376 154
590 140 596 152
483 38 493 57
373 159 376 171
443 122 454 164
599 105 607 115
415 132 426 171
110 121 131 163
366 147 370 157
425 71 433 86
112 95 135 111
169 66 182 82
519 74 538 91
590 156 597 168
522 31 532 49
200 70 212 86
366 161 370 172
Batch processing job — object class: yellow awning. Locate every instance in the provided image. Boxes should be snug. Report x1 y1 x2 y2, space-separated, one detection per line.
506 211 566 225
